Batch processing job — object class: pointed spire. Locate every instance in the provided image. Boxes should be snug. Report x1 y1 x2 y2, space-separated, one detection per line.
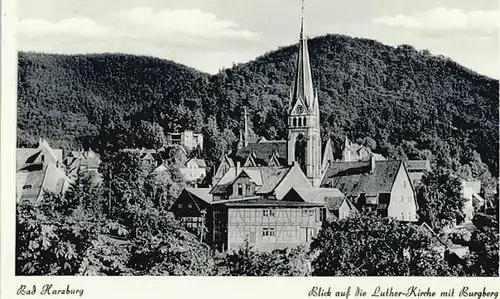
291 0 315 113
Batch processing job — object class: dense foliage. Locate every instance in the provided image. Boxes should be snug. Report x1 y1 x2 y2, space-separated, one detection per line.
18 34 499 178
416 169 466 230
16 34 499 277
16 152 213 276
310 213 458 276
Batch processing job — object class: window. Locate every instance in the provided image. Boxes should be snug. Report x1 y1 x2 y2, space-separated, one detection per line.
401 196 404 203
403 180 407 188
263 209 275 217
188 203 192 208
401 213 405 221
309 209 315 217
22 185 32 190
237 184 243 196
303 117 307 126
178 204 183 209
262 227 275 237
298 118 302 127
293 118 297 127
246 184 251 195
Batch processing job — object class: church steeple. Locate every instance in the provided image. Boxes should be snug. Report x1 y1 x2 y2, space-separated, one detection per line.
287 0 322 187
290 0 315 113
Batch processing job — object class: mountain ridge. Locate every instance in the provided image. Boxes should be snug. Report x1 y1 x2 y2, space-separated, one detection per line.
17 34 499 180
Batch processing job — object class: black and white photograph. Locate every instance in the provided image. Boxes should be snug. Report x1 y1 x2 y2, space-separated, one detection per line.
2 0 499 286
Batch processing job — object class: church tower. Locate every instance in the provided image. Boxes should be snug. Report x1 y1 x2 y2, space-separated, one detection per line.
287 2 322 187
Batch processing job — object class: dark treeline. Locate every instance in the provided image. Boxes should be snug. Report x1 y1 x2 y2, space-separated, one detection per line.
18 34 499 181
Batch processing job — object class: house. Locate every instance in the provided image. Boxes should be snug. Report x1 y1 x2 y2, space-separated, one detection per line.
405 160 431 186
64 149 102 181
121 148 161 171
210 163 312 201
212 197 323 252
283 187 358 221
461 180 484 223
170 188 212 237
320 156 418 222
341 136 386 162
16 139 71 204
166 130 204 151
179 158 208 185
209 163 322 251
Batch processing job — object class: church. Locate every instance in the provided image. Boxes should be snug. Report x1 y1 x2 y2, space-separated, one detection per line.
171 5 421 252
215 11 332 188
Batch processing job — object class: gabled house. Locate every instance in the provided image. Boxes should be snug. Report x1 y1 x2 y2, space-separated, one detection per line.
16 139 71 204
210 163 311 201
121 148 162 171
179 158 207 185
170 188 212 238
320 156 418 222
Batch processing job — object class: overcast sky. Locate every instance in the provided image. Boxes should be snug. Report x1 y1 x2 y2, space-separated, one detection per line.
17 0 499 78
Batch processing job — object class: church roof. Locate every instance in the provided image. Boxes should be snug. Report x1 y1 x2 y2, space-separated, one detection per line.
320 160 403 197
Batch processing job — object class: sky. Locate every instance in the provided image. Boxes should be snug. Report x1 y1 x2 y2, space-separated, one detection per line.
17 0 499 78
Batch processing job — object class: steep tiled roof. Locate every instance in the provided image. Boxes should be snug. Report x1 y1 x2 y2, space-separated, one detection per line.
16 148 39 170
320 160 402 197
254 167 291 195
236 141 287 165
292 187 345 205
185 188 212 204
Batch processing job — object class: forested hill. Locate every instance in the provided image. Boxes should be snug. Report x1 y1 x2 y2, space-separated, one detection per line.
17 34 499 179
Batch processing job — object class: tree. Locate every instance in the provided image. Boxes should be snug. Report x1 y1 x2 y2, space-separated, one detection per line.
127 208 216 275
467 214 499 276
131 120 167 149
416 169 466 230
16 188 102 275
310 213 454 276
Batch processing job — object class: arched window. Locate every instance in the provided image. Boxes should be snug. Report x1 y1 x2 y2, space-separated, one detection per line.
293 118 297 127
303 117 307 126
298 118 302 127
295 134 307 174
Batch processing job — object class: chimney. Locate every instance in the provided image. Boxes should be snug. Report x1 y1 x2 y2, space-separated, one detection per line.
236 161 241 173
370 154 376 173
